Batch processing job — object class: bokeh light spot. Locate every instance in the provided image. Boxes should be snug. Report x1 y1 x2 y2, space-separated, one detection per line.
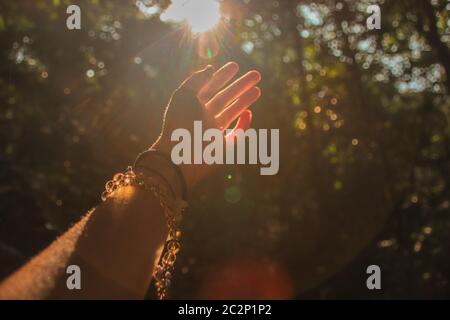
199 260 294 299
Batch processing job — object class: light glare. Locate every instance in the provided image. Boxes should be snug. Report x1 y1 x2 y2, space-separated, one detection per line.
160 0 221 34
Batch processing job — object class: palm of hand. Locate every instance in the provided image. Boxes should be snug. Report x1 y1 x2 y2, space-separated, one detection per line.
153 62 262 190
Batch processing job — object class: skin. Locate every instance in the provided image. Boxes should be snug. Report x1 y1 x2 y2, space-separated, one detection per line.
0 62 261 299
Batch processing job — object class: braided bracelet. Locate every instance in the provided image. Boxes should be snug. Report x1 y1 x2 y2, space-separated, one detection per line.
101 166 188 299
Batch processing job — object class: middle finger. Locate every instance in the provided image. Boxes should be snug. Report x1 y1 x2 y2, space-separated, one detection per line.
206 70 261 115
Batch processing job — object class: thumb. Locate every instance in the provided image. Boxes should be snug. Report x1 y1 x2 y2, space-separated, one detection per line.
179 65 215 93
225 110 252 141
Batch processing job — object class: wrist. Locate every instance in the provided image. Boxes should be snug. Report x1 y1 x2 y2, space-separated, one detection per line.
133 149 187 201
151 138 196 191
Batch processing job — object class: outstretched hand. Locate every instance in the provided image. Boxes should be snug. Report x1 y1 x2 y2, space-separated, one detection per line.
152 62 262 190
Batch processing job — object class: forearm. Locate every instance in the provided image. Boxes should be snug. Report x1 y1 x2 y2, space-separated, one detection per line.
0 186 167 299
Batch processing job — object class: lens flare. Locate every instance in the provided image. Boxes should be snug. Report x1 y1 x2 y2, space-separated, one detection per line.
160 0 221 34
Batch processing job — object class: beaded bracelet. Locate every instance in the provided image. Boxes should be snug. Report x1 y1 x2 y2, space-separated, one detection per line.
101 166 188 300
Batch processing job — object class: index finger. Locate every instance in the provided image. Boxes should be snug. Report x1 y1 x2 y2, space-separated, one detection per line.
197 62 240 103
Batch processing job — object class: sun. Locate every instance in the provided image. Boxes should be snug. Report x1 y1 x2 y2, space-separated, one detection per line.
160 0 221 34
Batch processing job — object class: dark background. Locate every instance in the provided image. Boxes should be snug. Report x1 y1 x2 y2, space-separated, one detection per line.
0 0 449 299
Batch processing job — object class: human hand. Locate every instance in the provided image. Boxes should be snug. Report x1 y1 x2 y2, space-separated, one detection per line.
152 62 262 191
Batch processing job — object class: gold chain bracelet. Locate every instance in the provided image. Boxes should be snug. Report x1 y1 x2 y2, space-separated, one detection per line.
101 166 188 300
